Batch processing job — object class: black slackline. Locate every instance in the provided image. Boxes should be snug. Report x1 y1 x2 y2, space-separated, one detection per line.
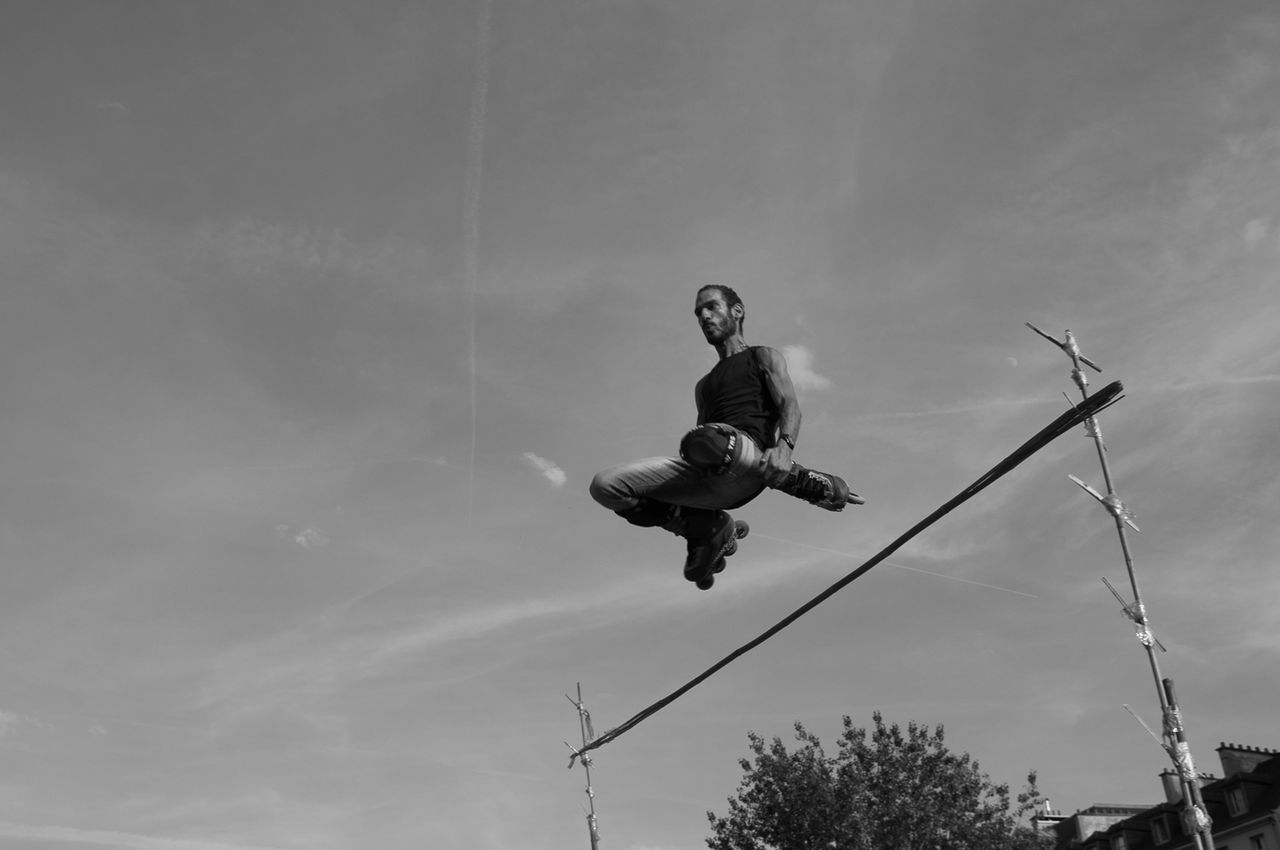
572 380 1124 763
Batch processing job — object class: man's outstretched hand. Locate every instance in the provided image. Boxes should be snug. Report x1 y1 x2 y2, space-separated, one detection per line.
760 444 793 486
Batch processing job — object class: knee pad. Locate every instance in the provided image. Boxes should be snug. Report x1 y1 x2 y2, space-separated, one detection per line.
680 424 740 472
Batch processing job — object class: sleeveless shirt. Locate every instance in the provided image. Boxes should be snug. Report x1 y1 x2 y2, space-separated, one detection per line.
698 347 778 450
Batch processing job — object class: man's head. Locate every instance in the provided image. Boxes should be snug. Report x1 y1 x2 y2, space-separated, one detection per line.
695 285 745 344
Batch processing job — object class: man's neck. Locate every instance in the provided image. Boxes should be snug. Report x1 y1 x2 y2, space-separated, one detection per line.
714 336 749 360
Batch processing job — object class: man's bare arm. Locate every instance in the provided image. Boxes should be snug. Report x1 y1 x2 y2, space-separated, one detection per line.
757 346 800 484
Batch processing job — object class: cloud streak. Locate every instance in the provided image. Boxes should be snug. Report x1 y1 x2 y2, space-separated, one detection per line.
857 395 1059 421
781 345 832 391
522 452 568 487
0 821 285 850
275 525 331 549
0 711 39 736
752 533 1038 598
1165 373 1280 390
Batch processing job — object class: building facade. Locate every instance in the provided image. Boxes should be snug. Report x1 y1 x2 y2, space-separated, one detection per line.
1045 744 1280 850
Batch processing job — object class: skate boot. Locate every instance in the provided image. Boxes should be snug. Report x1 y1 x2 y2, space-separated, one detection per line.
774 464 863 511
681 509 750 590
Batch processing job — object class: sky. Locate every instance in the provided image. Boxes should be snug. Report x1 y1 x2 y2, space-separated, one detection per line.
0 1 1279 848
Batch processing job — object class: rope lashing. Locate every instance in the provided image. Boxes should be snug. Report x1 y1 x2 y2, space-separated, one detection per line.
576 381 1125 757
565 693 596 741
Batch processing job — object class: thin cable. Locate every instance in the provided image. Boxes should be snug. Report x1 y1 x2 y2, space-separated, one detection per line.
573 381 1124 758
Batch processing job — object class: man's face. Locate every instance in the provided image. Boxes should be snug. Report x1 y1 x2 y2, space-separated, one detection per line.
694 289 740 344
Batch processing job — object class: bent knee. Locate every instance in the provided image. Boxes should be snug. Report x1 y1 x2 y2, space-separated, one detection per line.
589 469 617 507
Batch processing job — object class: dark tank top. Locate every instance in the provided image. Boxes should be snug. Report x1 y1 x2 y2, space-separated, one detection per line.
698 347 778 450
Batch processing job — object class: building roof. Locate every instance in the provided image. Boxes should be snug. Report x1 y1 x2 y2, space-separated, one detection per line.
1055 744 1280 850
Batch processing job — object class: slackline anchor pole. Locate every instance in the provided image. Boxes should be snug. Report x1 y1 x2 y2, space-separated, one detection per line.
1028 323 1213 850
565 683 602 850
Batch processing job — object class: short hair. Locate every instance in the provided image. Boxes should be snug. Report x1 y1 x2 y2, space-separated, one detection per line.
696 284 746 328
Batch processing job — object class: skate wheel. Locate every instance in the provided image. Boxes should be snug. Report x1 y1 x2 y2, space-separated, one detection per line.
734 520 750 539
696 576 714 590
722 539 737 557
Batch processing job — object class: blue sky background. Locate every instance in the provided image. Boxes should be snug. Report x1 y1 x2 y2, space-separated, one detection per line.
1 2 1279 848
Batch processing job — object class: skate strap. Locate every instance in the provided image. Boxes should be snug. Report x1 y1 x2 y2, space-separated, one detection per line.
573 381 1125 758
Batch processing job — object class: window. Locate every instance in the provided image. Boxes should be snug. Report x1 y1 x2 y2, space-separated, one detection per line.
1227 785 1249 817
1150 816 1171 845
1249 835 1267 850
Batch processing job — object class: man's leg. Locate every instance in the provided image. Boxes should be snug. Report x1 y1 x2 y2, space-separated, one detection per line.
589 456 701 535
589 448 765 519
589 440 766 577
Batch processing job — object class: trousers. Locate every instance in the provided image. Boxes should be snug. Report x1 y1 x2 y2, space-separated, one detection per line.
589 425 768 514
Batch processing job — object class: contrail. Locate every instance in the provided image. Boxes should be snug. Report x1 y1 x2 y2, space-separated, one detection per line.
464 0 493 526
1165 373 1280 390
754 533 1038 598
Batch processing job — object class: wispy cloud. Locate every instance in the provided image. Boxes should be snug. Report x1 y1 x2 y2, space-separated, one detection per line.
1243 216 1271 249
197 554 803 714
752 533 1038 598
275 525 331 549
0 821 285 850
0 710 45 736
522 452 567 487
781 345 832 391
1165 373 1280 390
858 394 1058 420
192 571 663 717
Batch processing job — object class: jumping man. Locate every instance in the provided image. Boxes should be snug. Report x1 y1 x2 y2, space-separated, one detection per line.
589 285 862 589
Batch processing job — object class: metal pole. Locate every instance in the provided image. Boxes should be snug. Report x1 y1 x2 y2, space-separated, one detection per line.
1028 324 1212 850
567 683 602 850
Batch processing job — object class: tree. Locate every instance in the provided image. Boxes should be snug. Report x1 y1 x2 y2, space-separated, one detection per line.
706 712 1053 850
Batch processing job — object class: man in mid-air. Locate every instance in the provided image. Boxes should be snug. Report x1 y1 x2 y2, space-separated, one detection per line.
590 285 862 589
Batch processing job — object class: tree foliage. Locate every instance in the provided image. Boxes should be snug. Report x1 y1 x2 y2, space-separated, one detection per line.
706 712 1053 850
